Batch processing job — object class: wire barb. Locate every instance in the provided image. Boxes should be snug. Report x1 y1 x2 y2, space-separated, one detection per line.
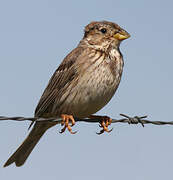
119 114 146 127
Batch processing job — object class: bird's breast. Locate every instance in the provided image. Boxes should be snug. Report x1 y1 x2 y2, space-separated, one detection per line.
60 49 124 118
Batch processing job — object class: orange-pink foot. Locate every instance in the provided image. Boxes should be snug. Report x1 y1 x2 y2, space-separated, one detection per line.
60 114 77 134
89 115 113 135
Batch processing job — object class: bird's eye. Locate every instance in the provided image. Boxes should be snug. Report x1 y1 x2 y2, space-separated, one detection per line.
100 28 107 34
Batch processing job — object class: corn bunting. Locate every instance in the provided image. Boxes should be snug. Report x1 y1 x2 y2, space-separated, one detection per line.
4 21 130 167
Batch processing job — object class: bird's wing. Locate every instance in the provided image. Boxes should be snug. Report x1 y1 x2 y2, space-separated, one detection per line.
34 46 84 117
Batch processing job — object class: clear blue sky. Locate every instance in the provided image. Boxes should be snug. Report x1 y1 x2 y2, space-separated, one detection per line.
0 0 173 179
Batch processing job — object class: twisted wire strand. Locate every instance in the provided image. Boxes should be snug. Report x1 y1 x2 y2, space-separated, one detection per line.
0 114 173 127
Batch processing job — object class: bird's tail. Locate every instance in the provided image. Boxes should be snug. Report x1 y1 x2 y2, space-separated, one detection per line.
4 121 57 167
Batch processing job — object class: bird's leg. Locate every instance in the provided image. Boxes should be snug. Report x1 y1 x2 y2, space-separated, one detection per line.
60 114 77 134
89 115 113 135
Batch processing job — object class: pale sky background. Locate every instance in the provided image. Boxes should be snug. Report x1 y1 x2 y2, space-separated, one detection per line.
0 0 173 179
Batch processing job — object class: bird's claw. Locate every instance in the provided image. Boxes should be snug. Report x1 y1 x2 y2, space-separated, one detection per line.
89 115 113 135
96 117 113 135
96 127 113 135
59 114 77 134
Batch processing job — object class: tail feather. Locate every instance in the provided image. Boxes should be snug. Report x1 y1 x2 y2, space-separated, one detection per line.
4 121 57 167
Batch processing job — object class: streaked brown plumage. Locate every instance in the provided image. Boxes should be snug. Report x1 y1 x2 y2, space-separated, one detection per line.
4 21 130 167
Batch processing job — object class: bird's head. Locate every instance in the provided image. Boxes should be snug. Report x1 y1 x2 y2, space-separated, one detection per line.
82 21 130 51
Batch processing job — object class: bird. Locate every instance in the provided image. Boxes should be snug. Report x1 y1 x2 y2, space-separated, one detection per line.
4 20 130 167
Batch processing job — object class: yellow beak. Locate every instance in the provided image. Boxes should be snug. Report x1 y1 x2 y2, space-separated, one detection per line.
114 31 130 40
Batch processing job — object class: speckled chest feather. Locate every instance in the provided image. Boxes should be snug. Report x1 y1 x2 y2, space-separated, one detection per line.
56 47 124 118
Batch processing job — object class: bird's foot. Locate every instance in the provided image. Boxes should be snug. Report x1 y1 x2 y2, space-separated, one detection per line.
89 115 113 135
60 114 77 134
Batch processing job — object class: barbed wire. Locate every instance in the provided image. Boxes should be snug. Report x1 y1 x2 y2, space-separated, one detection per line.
0 114 173 127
